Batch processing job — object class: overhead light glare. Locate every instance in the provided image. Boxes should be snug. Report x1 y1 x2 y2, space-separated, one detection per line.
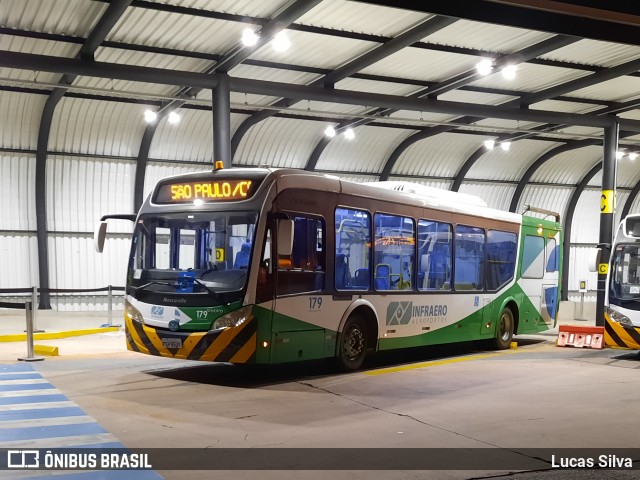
242 28 259 47
616 150 625 160
484 139 495 150
325 125 336 138
476 59 494 76
168 111 181 124
344 128 355 140
272 31 290 52
501 141 511 151
194 199 204 206
630 152 638 161
502 64 518 80
144 109 157 123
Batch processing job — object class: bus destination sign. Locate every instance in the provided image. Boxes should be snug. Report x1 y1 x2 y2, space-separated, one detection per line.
154 179 256 204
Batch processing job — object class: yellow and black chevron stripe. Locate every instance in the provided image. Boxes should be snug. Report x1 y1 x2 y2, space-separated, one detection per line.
604 314 640 349
125 315 257 363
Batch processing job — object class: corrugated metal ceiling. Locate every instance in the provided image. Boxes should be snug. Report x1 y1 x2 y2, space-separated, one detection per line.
424 19 554 53
298 0 432 37
1 1 640 220
539 39 640 68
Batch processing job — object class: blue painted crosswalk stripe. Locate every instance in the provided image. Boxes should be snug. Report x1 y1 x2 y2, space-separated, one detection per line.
0 394 68 406
0 374 44 381
0 406 86 421
0 364 164 479
0 422 106 442
0 383 55 392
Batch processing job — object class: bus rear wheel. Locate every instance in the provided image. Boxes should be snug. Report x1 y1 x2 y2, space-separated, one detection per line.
337 316 367 371
493 307 514 350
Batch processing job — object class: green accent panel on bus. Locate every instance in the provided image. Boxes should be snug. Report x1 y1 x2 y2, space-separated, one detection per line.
252 305 337 364
176 301 243 330
253 305 273 364
270 330 327 363
378 284 552 351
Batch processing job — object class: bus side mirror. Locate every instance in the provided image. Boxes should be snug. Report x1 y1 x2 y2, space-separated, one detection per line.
277 219 294 256
94 221 108 253
588 248 602 273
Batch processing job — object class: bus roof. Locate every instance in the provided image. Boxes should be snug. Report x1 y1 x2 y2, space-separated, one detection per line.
147 167 529 225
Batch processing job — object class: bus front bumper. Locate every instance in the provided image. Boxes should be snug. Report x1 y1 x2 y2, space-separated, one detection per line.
604 313 640 349
124 315 257 363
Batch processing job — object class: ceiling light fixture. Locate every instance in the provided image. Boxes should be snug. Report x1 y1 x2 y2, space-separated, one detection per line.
502 65 517 80
168 111 181 124
144 109 157 123
630 152 638 161
344 128 355 140
500 141 511 151
272 31 291 52
325 125 336 138
616 150 625 160
484 139 495 150
242 28 259 47
476 59 494 76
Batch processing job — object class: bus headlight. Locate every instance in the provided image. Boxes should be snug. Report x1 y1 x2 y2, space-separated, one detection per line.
125 299 143 324
607 307 633 328
212 305 253 330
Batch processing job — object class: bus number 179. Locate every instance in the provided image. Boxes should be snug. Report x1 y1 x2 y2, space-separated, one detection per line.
309 297 323 310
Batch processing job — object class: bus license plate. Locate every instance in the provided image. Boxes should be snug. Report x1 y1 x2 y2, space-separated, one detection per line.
162 338 182 349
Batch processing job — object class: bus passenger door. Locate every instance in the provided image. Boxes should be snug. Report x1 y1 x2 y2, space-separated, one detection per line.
271 215 329 363
254 224 275 364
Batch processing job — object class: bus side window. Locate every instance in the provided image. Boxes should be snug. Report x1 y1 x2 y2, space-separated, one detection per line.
335 208 371 291
276 216 326 295
455 225 485 291
546 238 558 272
418 220 452 291
373 213 414 291
486 230 517 290
522 235 544 278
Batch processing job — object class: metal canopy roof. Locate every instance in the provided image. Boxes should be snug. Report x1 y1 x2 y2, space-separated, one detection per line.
2 0 640 204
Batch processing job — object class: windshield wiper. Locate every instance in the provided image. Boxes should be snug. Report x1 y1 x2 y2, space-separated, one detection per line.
132 281 174 294
132 278 221 300
193 279 221 300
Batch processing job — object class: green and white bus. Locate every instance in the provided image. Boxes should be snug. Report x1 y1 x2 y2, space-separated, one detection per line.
97 166 562 371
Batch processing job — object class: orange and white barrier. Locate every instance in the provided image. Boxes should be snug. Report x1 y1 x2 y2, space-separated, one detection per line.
556 325 604 349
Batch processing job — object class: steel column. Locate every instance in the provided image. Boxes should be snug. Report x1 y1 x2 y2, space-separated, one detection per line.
214 73 231 167
596 121 619 326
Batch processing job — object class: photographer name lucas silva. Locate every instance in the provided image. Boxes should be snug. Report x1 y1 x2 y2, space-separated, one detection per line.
552 454 633 468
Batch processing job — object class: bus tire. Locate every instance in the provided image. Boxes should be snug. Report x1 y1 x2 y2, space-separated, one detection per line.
493 307 514 350
337 316 367 371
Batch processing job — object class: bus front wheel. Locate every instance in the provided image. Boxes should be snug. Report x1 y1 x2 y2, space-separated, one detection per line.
337 316 367 371
493 307 514 350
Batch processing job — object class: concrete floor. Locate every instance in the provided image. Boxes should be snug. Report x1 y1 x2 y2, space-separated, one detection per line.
6 332 639 480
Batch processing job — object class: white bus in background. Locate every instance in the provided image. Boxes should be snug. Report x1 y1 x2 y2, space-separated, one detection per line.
601 214 640 348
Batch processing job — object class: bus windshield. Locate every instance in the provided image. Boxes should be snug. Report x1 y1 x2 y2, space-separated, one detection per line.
610 244 640 304
127 211 257 301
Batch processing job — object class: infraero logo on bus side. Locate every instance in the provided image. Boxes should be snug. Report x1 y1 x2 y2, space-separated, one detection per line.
387 302 412 325
387 301 449 326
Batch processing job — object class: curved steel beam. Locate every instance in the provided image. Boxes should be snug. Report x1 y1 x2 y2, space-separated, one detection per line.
233 16 458 161
139 0 321 189
561 162 602 301
33 0 132 309
508 140 598 213
450 145 486 192
133 121 161 212
306 36 576 173
379 126 454 181
621 181 640 219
